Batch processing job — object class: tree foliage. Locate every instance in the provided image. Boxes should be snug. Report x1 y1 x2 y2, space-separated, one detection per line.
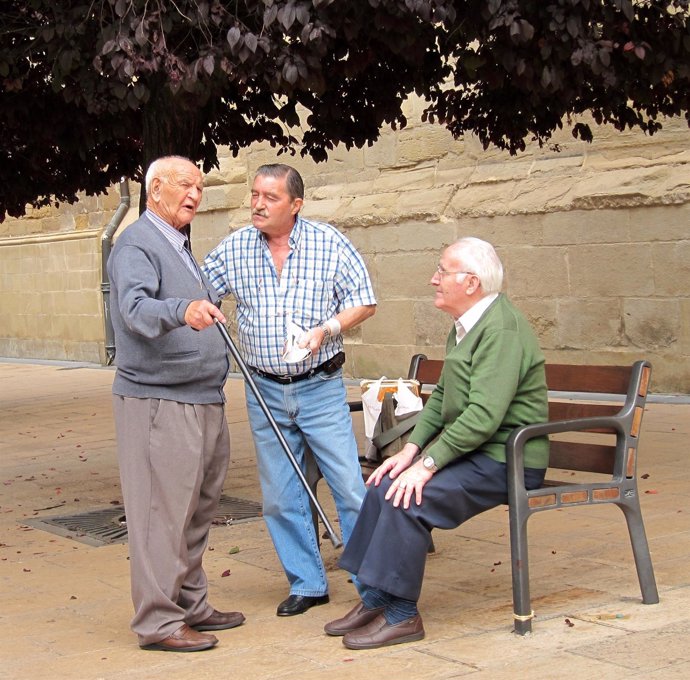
1 0 689 220
426 0 690 154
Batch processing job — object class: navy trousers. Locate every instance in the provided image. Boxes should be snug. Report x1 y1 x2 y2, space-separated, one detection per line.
339 452 545 602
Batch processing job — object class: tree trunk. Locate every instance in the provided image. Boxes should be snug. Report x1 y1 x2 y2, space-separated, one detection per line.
139 80 206 215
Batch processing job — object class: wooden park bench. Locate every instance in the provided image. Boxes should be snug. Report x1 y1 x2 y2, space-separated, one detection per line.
307 356 659 634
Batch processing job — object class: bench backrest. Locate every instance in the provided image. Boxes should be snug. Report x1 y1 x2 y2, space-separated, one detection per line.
409 355 651 478
544 363 649 477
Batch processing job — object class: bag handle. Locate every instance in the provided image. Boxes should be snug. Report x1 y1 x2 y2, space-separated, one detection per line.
371 411 420 449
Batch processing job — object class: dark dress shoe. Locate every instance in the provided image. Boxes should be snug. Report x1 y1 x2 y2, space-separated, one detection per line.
193 609 246 631
324 601 385 636
277 593 329 616
342 614 424 650
140 624 218 652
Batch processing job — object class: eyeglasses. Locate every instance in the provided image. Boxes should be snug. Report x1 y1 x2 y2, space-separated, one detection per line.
436 265 474 278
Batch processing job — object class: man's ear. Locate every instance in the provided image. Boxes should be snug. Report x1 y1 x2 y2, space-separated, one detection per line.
150 178 162 201
291 197 304 215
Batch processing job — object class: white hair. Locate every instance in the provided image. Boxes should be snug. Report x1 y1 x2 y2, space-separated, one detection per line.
448 237 504 294
144 155 195 193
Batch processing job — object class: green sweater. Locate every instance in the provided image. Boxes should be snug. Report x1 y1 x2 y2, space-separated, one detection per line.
408 294 549 470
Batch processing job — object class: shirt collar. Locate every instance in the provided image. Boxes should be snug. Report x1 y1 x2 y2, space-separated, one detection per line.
256 215 302 250
146 209 187 251
455 293 499 341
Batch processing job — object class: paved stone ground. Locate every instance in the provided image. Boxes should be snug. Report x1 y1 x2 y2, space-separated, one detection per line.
1 360 689 680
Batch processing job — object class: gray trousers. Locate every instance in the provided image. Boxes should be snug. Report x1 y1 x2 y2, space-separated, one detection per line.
113 396 230 645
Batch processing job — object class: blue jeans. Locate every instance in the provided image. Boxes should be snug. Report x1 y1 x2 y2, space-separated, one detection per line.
245 368 366 596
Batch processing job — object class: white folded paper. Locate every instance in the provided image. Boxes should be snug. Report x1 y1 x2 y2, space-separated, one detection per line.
282 321 312 364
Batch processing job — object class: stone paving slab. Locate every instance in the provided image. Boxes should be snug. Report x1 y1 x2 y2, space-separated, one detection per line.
1 360 689 679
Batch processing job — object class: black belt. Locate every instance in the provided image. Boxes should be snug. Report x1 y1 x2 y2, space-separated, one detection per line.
250 352 344 385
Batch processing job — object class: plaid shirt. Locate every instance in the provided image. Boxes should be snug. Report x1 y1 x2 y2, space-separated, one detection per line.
202 215 376 376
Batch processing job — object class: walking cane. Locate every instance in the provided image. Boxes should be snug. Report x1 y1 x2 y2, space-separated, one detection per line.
214 319 343 549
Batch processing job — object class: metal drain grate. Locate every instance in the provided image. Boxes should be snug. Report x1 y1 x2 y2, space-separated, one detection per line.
23 495 263 547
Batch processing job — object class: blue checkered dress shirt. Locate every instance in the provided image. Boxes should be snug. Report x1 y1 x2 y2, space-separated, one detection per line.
202 216 376 376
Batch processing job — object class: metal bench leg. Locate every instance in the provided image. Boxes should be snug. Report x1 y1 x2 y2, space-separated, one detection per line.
619 501 660 604
509 505 534 635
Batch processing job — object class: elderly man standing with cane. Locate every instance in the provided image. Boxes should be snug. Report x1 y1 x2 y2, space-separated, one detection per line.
108 155 245 652
203 163 376 617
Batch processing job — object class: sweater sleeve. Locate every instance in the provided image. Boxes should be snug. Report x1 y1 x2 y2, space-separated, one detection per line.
110 244 192 339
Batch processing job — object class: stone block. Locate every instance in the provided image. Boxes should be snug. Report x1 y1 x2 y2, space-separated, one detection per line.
434 164 475 185
373 253 440 298
448 183 509 218
364 131 397 169
74 214 91 230
567 166 688 209
622 298 679 349
501 246 569 298
204 156 248 186
569 244 654 297
462 214 544 247
351 221 453 257
191 210 244 257
76 314 105 341
304 199 348 224
414 301 451 346
396 187 455 222
628 204 690 242
371 167 435 194
463 158 532 185
555 299 625 350
308 178 374 200
681 299 690 356
398 124 456 165
361 300 416 345
200 183 248 212
652 241 690 297
45 244 68 273
640 352 690 394
542 209 632 246
334 192 399 228
512 297 559 350
348 343 442 380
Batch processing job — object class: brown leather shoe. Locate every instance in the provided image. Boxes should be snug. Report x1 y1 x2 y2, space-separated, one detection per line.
324 602 385 636
342 614 424 650
140 624 218 652
193 609 246 631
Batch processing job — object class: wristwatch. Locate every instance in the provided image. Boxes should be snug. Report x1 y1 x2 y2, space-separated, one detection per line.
320 323 332 339
422 455 437 473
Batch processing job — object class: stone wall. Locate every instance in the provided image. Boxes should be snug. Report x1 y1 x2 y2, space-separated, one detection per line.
1 106 688 392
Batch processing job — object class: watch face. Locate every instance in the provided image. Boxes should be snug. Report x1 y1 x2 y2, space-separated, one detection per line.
423 456 434 469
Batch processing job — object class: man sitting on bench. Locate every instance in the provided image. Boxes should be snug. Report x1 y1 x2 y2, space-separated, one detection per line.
324 237 549 649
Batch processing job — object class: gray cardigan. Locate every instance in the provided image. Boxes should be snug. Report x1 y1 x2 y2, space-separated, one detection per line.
107 214 229 403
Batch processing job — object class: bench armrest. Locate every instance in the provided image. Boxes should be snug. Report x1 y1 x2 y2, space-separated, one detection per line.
506 414 626 484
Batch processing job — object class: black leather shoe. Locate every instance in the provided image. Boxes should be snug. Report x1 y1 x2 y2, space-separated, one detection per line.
277 594 329 616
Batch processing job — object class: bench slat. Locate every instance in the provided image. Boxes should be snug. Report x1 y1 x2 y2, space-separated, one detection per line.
545 363 632 394
548 441 615 474
548 401 621 427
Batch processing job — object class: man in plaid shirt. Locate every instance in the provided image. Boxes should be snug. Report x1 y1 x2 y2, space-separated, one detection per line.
203 164 376 617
